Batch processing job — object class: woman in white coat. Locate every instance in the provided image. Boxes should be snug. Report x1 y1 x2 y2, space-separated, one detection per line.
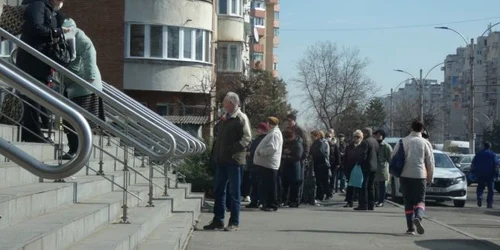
254 117 283 211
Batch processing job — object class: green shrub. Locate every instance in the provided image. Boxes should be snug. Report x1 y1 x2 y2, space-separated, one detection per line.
178 145 215 197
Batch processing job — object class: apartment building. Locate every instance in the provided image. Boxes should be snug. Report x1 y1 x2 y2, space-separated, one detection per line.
63 0 217 138
442 30 500 143
250 0 280 76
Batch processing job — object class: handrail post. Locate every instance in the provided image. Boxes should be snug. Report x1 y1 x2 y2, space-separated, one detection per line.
120 123 130 224
163 161 169 197
146 158 155 207
97 130 104 175
140 155 146 168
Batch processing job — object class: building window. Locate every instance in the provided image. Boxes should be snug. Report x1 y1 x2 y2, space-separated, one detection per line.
254 17 265 27
156 103 173 116
273 63 277 70
274 28 279 37
130 24 145 57
219 0 242 16
218 43 242 72
252 52 263 62
274 11 279 20
253 0 265 10
126 23 211 63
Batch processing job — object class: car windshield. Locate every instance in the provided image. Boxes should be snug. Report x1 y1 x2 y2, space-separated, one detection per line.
434 153 456 169
449 156 461 164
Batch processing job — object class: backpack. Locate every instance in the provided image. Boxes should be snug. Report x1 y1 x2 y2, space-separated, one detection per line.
389 139 405 177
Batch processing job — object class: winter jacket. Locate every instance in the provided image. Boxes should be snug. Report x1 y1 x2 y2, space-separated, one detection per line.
343 143 363 179
17 0 63 81
246 134 266 170
375 140 393 181
310 139 330 169
471 149 499 180
393 132 434 180
329 141 341 169
213 108 252 166
281 137 304 181
63 22 103 98
338 141 347 166
254 126 283 170
359 135 380 173
291 124 310 160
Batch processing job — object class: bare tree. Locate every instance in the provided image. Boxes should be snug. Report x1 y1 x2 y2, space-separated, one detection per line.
295 41 377 129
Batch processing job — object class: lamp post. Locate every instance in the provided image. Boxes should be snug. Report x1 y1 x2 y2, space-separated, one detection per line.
389 79 408 137
394 62 444 124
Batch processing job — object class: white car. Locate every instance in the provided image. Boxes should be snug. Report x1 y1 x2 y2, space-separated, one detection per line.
388 150 467 207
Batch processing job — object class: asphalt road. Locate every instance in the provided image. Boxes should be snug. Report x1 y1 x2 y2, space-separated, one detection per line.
393 184 500 246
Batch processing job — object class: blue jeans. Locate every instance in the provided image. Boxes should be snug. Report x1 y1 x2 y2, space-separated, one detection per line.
214 164 242 226
335 168 346 191
477 178 495 206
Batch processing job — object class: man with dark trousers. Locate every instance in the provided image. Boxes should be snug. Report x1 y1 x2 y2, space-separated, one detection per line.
355 127 379 211
471 141 499 209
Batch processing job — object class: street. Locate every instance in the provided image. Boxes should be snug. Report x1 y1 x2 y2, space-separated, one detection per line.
401 184 500 246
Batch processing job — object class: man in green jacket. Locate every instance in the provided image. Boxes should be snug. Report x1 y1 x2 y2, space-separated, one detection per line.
60 18 104 160
374 129 393 207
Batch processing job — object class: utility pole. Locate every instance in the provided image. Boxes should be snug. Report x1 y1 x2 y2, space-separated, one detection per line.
419 69 424 123
390 88 393 137
469 38 476 154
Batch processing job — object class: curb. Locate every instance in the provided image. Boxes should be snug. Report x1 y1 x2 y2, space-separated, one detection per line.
385 199 499 246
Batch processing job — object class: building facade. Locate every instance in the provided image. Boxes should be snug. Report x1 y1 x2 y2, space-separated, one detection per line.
62 0 218 139
249 0 280 76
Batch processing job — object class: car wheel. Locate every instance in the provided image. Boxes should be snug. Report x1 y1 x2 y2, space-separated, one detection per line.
453 200 466 208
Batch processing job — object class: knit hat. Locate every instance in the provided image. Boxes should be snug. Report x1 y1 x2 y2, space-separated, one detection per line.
62 18 77 29
267 117 279 126
374 129 386 138
256 122 269 132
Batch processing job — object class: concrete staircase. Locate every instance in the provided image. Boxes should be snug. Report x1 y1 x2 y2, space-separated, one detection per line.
0 124 203 250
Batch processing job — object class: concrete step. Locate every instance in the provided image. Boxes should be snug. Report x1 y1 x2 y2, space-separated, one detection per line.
0 176 164 250
0 166 151 232
0 124 19 142
68 184 201 250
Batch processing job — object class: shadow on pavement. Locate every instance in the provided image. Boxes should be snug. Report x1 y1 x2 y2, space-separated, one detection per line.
415 239 500 250
447 223 500 229
278 229 404 237
484 210 500 217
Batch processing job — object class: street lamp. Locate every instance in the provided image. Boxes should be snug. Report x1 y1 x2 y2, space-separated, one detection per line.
435 26 475 154
389 79 408 137
393 69 424 122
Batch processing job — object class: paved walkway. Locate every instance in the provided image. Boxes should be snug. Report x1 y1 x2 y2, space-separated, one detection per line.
187 197 500 250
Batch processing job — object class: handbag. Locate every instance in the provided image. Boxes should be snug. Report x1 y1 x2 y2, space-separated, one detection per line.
389 139 406 177
0 88 23 125
348 164 363 188
44 33 72 66
0 4 27 40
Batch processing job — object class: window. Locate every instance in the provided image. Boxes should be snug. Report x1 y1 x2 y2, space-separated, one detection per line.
130 24 145 57
274 28 279 37
219 0 242 16
183 28 193 59
167 26 180 59
253 1 265 9
274 11 279 20
156 104 172 116
273 62 278 70
150 25 163 58
254 17 265 27
218 43 242 72
252 52 263 62
126 23 211 63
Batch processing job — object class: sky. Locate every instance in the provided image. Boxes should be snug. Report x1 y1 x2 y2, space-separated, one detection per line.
276 0 500 126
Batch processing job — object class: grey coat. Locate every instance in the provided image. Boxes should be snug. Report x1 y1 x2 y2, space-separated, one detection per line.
375 140 393 181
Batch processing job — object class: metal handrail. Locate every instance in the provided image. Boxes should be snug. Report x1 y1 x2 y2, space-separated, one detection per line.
0 28 183 160
0 60 92 179
103 83 206 156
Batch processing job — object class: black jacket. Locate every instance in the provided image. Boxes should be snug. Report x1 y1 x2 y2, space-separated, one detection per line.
310 139 330 169
292 125 310 160
17 0 62 80
359 136 380 172
247 134 266 169
213 109 252 166
343 143 364 178
329 141 341 169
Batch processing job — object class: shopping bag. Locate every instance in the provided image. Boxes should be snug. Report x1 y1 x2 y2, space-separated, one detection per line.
348 164 363 188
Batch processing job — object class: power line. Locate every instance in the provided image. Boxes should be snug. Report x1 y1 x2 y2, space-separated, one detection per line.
281 16 500 32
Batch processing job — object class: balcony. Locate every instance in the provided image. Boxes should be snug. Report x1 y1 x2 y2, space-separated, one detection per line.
218 15 245 42
253 44 265 53
273 36 279 47
266 0 279 4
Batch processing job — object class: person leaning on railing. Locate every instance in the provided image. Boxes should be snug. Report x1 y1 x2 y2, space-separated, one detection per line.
59 18 104 160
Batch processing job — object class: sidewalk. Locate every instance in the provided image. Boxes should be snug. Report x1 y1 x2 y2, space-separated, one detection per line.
187 197 500 250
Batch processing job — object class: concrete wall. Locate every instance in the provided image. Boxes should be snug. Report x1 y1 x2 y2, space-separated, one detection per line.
218 16 245 42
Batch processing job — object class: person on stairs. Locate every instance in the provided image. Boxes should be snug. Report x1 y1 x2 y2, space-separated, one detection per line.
59 18 104 160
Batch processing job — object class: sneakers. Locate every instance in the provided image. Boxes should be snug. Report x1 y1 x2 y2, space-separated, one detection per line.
224 224 239 232
242 196 251 202
406 229 416 235
375 202 384 207
413 218 425 235
203 220 224 230
478 199 483 207
60 152 75 160
487 204 493 209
